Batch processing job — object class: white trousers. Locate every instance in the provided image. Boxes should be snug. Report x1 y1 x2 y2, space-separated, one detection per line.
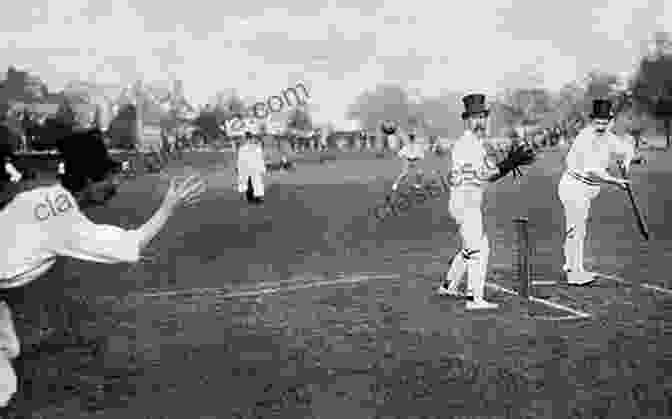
445 186 490 301
0 301 19 407
557 173 601 272
237 171 265 198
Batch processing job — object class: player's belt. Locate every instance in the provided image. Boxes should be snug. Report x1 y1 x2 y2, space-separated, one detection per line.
568 171 600 186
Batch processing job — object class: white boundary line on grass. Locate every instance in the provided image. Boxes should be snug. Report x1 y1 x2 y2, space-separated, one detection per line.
594 272 672 296
485 281 593 320
125 271 592 320
132 272 400 300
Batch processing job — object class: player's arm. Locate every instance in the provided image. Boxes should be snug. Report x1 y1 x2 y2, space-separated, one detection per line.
53 178 204 264
614 134 644 174
54 199 177 264
584 168 629 188
482 140 509 183
432 138 452 155
392 157 410 191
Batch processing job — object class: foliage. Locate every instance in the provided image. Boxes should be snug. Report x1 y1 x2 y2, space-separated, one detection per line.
583 70 622 102
55 100 77 128
495 87 554 128
631 41 672 118
0 66 47 105
346 84 414 133
414 94 464 138
219 93 247 119
107 104 139 149
287 107 312 133
192 110 223 140
629 31 672 140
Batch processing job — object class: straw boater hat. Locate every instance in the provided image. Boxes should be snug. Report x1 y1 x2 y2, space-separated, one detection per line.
461 94 490 120
589 99 614 120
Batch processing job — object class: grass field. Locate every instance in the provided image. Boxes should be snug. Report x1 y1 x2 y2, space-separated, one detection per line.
3 145 672 418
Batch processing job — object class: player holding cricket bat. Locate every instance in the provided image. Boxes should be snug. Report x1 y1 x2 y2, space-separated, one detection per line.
558 98 644 285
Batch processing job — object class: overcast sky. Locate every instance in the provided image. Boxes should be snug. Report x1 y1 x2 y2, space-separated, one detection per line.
1 0 670 128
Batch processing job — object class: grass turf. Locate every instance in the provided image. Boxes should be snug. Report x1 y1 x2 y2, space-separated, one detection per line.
3 147 671 418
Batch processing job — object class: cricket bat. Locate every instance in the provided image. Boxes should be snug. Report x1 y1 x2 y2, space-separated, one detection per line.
617 161 650 241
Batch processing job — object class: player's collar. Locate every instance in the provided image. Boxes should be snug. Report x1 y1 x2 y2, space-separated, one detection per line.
464 130 483 139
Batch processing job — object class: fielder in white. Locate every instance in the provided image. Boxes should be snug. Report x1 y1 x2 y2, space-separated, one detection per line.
237 129 267 204
435 94 535 310
380 120 400 151
0 128 205 407
558 99 643 285
392 130 430 191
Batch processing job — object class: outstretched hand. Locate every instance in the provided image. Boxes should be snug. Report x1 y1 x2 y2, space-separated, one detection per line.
617 178 631 190
164 174 206 211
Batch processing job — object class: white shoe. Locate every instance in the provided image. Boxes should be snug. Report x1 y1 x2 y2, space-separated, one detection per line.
437 284 473 299
466 299 499 310
566 271 598 286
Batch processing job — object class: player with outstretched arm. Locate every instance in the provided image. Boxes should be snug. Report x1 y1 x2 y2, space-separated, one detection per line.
0 126 205 407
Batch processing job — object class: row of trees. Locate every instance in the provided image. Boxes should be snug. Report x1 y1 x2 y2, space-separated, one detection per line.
191 93 315 140
345 31 672 145
4 31 672 148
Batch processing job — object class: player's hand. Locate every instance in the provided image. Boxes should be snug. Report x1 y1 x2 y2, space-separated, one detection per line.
617 178 631 190
163 174 206 211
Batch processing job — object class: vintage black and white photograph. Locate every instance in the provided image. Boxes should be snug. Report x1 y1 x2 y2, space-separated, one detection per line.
0 0 670 417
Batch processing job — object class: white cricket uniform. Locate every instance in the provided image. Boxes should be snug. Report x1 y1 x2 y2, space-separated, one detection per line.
444 131 497 301
398 141 428 165
558 127 635 273
0 184 143 406
387 134 400 151
397 141 428 184
237 142 266 198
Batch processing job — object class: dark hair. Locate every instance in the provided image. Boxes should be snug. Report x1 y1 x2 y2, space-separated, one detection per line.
57 129 120 193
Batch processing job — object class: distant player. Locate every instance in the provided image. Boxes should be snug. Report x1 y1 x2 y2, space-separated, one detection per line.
558 99 643 285
237 128 266 204
392 129 429 191
0 129 205 407
434 94 535 310
381 120 400 151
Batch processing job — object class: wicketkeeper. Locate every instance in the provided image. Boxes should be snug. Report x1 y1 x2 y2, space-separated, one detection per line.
435 94 536 310
0 129 205 407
